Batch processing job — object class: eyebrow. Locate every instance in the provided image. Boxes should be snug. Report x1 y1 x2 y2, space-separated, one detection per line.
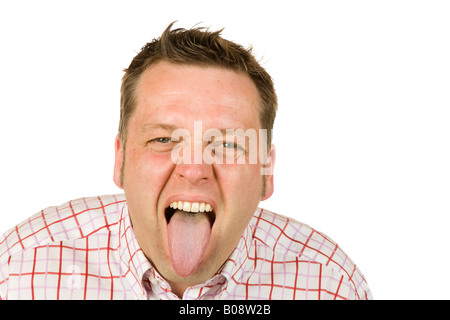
141 123 179 133
140 124 255 137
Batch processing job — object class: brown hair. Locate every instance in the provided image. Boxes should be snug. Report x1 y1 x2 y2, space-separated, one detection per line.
119 22 278 149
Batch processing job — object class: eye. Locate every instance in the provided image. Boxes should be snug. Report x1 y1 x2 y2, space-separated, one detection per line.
208 141 246 162
223 142 236 149
223 142 246 153
154 137 171 144
147 137 175 152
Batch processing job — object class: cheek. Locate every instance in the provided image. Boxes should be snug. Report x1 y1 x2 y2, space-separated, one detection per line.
123 148 174 191
214 164 263 247
122 149 175 239
216 163 264 208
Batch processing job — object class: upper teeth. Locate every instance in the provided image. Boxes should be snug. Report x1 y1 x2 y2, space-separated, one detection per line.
169 201 213 213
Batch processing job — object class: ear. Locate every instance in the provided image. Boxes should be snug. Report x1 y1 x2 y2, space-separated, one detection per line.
113 134 124 189
261 144 276 201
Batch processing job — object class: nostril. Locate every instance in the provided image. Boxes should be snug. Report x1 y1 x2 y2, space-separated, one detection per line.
174 163 212 185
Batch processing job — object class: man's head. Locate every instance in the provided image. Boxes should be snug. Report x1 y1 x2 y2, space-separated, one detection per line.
113 23 277 295
118 22 277 155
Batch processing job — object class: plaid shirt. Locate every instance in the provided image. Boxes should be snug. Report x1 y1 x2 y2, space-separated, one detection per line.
0 194 372 300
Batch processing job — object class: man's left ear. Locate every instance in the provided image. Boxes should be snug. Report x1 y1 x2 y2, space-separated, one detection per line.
261 144 275 201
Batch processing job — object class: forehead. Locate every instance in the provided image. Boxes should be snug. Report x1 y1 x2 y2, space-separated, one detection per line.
131 61 261 130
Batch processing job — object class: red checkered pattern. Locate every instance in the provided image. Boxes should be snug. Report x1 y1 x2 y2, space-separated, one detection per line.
0 194 372 300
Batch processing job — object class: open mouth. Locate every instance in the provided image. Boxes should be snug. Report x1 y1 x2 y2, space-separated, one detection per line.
165 200 217 277
165 201 216 226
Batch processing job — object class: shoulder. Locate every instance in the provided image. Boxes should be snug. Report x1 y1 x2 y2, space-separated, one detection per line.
250 208 372 299
0 194 126 262
250 208 340 263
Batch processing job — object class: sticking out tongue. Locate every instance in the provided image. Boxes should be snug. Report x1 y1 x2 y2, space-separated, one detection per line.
167 210 212 277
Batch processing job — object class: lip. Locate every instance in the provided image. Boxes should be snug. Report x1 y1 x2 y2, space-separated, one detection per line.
162 194 219 240
163 194 218 214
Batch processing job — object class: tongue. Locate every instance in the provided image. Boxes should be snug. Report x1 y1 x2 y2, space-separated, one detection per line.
167 210 212 277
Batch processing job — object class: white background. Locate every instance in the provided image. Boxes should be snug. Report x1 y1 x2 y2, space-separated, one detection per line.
1 0 449 299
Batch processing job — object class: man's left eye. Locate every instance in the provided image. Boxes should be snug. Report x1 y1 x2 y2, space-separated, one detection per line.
224 142 246 153
223 142 236 149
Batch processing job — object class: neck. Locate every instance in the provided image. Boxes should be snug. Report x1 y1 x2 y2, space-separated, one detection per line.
167 280 191 299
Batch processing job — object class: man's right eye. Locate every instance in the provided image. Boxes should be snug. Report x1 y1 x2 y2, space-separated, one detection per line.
153 137 171 143
147 137 174 152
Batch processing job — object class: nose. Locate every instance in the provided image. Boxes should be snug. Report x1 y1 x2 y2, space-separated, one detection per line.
171 130 213 185
174 162 212 185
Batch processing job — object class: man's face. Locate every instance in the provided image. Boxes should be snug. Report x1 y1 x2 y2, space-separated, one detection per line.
113 61 274 288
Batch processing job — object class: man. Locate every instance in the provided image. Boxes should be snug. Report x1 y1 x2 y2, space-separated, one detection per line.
0 23 372 300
